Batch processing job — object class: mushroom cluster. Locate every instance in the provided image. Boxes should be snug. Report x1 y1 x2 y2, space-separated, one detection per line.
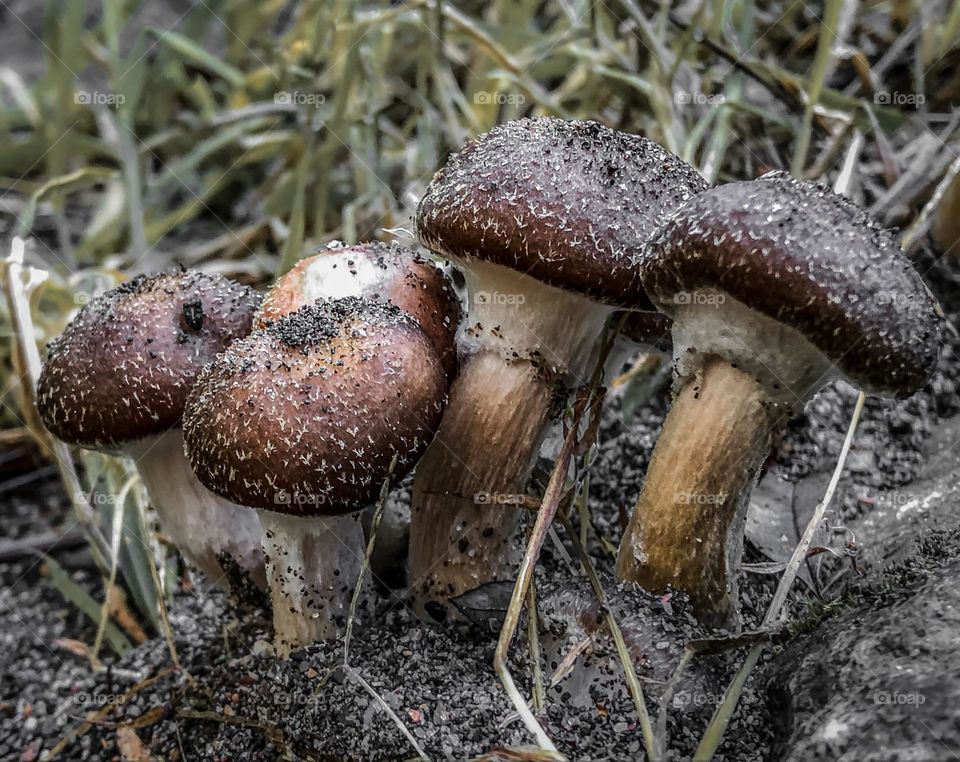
36 116 943 665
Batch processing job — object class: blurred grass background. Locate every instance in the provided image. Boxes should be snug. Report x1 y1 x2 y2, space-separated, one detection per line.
1 0 959 641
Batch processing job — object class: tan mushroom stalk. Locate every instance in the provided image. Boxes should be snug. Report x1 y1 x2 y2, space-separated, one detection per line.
36 271 266 589
182 298 447 655
615 173 943 628
411 117 707 619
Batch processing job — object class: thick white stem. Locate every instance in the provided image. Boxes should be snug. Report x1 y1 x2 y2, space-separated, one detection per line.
259 511 366 657
410 259 613 617
127 431 266 591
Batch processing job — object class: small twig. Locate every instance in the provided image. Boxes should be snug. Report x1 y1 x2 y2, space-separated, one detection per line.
0 527 87 562
345 665 430 761
46 667 177 759
901 152 960 253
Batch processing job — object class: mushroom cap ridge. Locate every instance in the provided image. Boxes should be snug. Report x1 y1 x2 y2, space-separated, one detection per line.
640 172 942 398
257 241 461 379
182 297 448 515
37 271 261 449
415 117 707 309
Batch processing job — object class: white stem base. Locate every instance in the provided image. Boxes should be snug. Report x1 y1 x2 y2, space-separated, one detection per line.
259 511 366 657
128 431 266 591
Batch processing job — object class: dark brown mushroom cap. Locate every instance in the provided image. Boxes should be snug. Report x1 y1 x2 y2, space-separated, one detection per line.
415 117 707 308
256 241 461 379
36 271 261 449
641 172 942 398
182 298 447 515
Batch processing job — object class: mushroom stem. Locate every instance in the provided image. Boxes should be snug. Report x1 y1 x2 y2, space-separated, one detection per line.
409 351 554 618
614 355 776 628
259 511 366 657
127 431 266 591
408 258 613 618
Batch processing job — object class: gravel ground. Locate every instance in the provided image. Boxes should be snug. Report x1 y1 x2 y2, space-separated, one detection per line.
2 250 959 760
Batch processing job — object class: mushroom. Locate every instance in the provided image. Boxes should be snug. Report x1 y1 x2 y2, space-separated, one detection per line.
254 241 461 586
411 117 707 618
36 271 266 589
255 240 461 379
615 172 942 627
182 297 447 654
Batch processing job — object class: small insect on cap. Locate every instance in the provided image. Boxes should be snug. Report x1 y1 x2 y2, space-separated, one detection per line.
641 172 942 399
36 271 261 449
183 297 448 515
415 117 708 309
256 241 461 379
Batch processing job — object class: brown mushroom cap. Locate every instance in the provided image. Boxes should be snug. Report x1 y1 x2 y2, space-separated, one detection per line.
641 172 942 398
37 271 261 449
182 297 447 515
415 117 707 309
256 241 461 378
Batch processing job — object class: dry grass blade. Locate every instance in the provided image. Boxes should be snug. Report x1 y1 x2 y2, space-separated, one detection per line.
92 473 139 664
790 0 844 176
693 391 866 760
554 512 656 757
343 454 397 664
493 320 621 754
2 239 110 568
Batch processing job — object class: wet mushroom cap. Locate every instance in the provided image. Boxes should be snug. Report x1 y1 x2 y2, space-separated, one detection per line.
415 117 707 308
256 241 461 378
183 298 447 515
36 271 261 449
640 172 942 398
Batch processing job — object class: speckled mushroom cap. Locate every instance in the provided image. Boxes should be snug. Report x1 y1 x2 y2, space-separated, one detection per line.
256 241 461 378
415 117 707 309
182 298 447 515
641 172 942 398
36 271 261 449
